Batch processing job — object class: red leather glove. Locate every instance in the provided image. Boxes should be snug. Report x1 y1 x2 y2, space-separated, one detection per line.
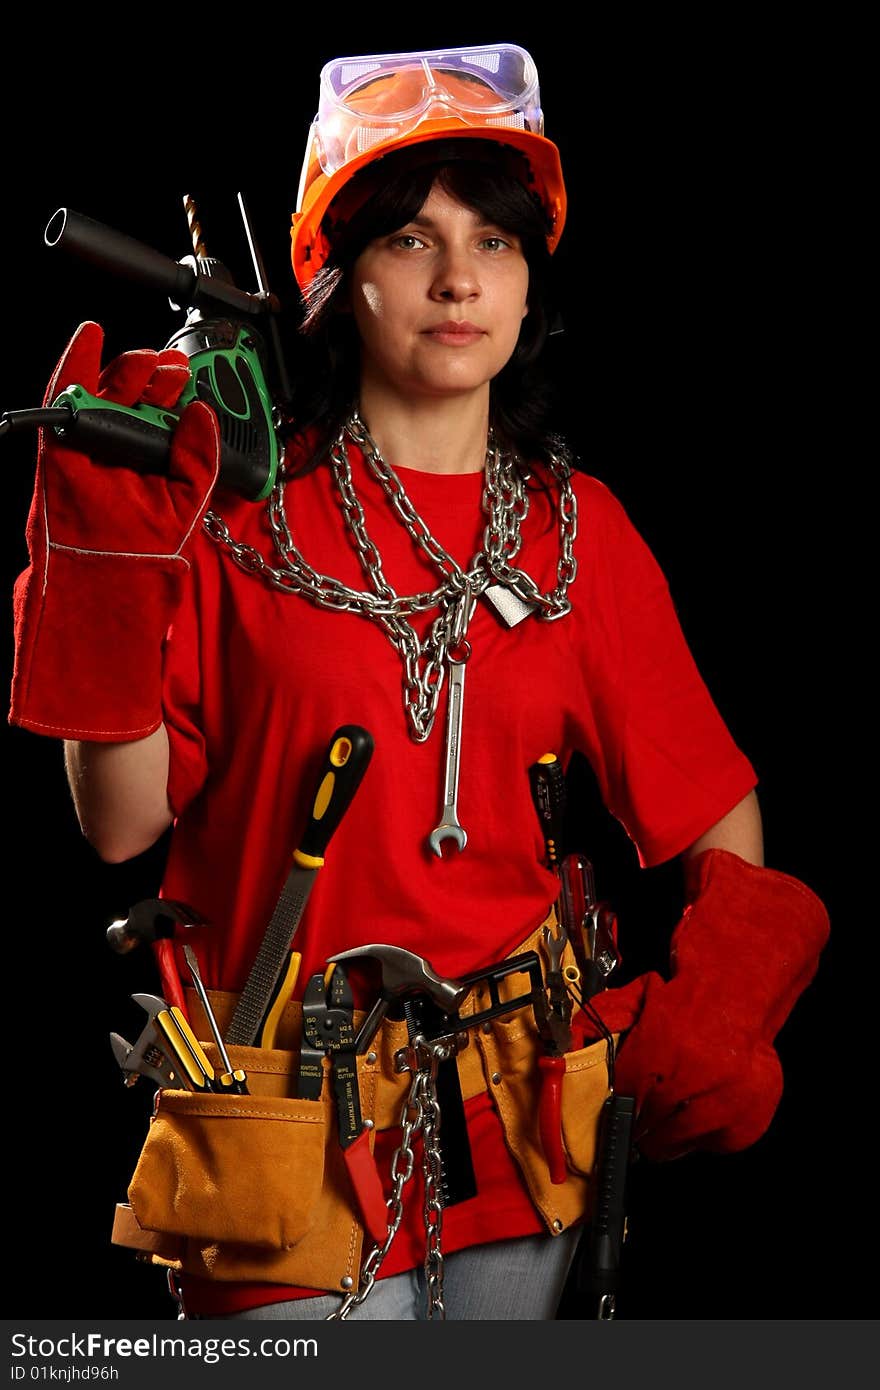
586 849 830 1161
9 321 220 741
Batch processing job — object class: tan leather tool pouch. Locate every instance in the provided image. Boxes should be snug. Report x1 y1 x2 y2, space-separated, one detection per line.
117 1006 386 1294
465 920 618 1234
115 925 616 1287
128 1079 324 1251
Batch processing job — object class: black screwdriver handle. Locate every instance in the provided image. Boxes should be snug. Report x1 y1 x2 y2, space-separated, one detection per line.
296 726 374 864
528 753 567 871
588 1093 636 1299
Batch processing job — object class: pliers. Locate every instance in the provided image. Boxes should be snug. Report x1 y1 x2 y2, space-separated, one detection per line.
536 921 576 1185
299 965 387 1243
300 966 359 1113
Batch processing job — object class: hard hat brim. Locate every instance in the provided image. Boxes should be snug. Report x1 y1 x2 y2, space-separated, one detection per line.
291 121 566 291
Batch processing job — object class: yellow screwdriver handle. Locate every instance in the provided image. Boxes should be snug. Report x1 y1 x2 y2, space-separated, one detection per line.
154 1007 216 1090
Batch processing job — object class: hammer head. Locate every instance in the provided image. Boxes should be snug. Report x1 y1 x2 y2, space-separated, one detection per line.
106 898 206 955
326 944 470 1015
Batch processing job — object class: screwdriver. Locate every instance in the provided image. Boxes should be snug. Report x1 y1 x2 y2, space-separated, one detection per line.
133 993 217 1092
528 752 566 876
528 752 573 1185
182 945 249 1094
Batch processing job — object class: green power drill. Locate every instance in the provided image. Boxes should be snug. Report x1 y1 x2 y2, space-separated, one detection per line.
1 197 290 500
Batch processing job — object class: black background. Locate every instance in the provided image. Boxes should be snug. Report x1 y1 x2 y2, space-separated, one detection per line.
1 21 858 1321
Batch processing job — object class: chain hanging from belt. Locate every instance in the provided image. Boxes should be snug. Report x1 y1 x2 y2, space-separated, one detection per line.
326 1035 449 1321
203 410 579 744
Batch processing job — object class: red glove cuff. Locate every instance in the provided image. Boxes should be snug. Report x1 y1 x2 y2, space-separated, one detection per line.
11 548 185 740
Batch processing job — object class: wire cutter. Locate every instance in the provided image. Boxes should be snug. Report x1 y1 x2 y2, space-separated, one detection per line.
299 965 387 1244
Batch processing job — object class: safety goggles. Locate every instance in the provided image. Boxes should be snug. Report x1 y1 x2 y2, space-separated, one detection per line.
308 43 544 181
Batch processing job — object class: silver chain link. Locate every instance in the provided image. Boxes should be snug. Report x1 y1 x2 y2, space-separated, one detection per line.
203 412 578 742
418 1041 447 1318
326 1038 448 1321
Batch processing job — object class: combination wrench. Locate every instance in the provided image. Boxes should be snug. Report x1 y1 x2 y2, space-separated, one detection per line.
428 648 468 856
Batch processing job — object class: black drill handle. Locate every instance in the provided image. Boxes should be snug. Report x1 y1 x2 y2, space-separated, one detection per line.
45 208 265 318
52 398 269 500
54 402 179 471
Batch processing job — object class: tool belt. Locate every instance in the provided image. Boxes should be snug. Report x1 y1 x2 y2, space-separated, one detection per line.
112 917 616 1294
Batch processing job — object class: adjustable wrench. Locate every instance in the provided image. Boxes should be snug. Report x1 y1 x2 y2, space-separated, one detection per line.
110 1030 179 1090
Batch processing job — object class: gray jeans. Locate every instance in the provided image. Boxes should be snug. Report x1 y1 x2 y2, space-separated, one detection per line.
208 1230 581 1321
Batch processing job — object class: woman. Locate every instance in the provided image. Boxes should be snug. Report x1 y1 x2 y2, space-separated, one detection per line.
9 44 828 1321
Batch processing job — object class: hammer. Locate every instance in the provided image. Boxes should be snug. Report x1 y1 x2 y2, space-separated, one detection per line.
328 943 477 1208
327 943 471 1055
106 897 206 1021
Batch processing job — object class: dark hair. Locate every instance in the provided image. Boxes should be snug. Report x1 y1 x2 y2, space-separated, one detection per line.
284 139 567 472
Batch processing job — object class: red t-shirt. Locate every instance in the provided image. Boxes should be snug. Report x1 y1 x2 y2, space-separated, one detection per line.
159 441 757 1314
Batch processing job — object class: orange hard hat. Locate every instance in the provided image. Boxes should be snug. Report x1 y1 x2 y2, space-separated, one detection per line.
291 44 567 290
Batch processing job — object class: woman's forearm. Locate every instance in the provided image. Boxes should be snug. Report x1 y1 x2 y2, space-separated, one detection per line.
64 725 174 863
682 789 764 866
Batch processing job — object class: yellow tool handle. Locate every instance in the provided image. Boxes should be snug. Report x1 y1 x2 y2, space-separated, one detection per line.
216 1068 249 1093
154 1007 216 1090
293 727 374 867
259 951 303 1050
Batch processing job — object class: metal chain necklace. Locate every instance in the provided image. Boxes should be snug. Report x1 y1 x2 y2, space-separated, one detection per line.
203 411 579 746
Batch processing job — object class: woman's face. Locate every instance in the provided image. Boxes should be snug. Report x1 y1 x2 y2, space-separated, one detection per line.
349 179 529 405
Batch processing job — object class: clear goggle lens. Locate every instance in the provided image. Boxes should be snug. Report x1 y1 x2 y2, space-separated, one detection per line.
311 43 543 178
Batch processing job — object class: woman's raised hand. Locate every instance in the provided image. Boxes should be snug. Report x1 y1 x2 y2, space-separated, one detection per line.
10 321 220 742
